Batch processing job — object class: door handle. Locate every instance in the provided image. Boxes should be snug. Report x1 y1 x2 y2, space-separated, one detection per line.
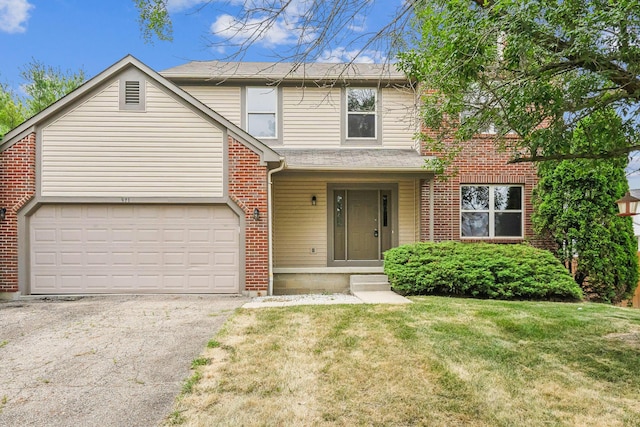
374 229 378 237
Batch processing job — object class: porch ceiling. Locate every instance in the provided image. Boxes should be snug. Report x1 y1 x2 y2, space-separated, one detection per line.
276 148 435 172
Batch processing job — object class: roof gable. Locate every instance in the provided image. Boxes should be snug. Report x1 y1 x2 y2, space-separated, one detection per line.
1 55 281 164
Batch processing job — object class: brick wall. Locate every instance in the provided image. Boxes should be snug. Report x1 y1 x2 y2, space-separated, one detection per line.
228 136 269 293
0 133 36 293
420 134 538 243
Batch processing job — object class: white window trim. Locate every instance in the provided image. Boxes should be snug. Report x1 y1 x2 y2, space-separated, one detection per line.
246 86 278 139
346 87 378 140
460 184 524 238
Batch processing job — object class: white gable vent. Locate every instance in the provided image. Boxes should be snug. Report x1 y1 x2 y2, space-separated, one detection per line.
125 80 140 105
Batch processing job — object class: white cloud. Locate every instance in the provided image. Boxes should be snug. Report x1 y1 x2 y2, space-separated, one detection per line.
0 0 34 34
209 0 318 48
347 14 367 33
211 13 300 47
319 47 385 64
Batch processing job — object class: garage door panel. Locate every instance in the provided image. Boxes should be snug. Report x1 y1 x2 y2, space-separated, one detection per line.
30 205 240 294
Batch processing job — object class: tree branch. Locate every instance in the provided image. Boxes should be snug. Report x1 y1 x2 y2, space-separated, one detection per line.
509 145 640 163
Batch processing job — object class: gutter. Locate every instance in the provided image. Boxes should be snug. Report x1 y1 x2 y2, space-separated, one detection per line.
267 157 286 296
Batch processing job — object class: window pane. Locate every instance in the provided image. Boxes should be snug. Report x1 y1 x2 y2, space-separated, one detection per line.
348 114 375 138
461 212 489 237
348 89 376 112
494 186 522 210
248 113 276 137
247 87 276 113
461 186 489 210
334 191 346 261
495 213 522 236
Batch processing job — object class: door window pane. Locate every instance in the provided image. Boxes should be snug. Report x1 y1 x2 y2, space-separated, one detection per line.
334 191 346 261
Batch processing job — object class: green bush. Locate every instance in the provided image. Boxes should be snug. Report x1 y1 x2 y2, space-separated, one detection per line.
384 242 583 301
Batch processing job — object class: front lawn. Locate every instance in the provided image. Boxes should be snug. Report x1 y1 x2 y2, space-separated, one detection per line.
166 297 640 426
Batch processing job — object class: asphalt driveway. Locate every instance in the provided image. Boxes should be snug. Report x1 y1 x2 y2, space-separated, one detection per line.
0 294 247 427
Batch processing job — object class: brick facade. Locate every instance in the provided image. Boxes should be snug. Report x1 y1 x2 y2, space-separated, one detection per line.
420 134 538 243
0 133 36 293
228 136 269 293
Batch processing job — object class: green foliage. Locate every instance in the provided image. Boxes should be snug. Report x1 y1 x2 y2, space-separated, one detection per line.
533 111 638 303
181 371 202 394
190 357 210 368
20 60 85 117
1 60 84 139
398 0 640 164
134 0 173 44
384 242 582 301
0 84 26 137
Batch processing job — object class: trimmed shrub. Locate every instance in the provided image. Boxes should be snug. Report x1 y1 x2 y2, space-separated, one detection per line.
384 242 582 301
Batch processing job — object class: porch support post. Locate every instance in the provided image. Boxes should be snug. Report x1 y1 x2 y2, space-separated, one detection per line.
429 179 435 241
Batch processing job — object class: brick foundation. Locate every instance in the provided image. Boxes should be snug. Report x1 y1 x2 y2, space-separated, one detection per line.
0 133 36 293
228 137 269 293
420 134 538 244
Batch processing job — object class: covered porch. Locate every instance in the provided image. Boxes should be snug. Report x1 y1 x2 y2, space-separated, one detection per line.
271 149 433 294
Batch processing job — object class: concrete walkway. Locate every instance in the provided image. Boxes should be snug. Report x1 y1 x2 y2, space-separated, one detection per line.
242 291 411 308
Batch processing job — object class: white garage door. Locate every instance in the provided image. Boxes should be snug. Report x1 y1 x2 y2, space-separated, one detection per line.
30 205 240 294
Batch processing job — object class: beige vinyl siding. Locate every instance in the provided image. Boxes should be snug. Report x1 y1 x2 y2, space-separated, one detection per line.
282 87 341 147
273 177 327 267
273 173 420 267
181 85 241 125
381 87 418 149
398 179 421 245
41 80 225 198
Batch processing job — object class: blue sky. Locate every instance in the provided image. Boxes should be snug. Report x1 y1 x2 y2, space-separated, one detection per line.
4 0 640 189
0 0 403 90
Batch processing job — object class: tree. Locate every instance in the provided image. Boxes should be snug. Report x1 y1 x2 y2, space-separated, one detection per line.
396 0 640 164
0 60 85 138
533 110 638 303
20 60 86 117
0 84 27 137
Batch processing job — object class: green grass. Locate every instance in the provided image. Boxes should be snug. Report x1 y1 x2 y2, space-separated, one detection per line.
166 297 640 426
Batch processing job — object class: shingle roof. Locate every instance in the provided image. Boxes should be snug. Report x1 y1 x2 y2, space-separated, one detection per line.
275 148 434 171
161 61 409 84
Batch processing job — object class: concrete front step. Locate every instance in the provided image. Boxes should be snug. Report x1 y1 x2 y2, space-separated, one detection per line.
350 274 391 292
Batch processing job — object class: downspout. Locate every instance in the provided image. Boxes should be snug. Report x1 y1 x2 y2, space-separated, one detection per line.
267 158 286 296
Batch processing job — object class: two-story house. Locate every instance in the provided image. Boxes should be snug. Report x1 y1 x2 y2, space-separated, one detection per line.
0 55 537 297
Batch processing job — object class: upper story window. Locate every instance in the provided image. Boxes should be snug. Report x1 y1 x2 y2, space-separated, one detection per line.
460 89 496 135
460 185 523 238
347 88 377 139
247 87 277 138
